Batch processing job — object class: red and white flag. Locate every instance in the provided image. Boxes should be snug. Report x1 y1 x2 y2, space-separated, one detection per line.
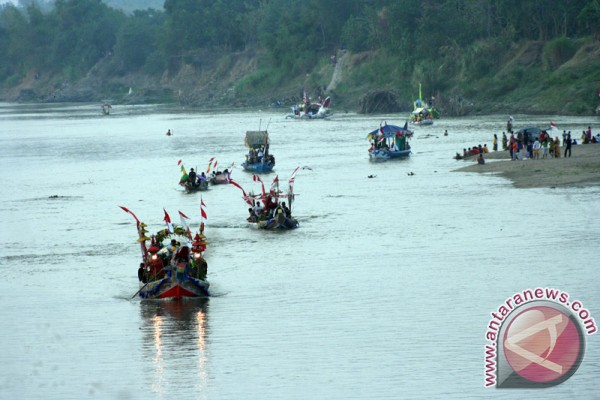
270 175 279 193
178 210 192 239
163 208 174 233
200 196 207 220
253 174 266 197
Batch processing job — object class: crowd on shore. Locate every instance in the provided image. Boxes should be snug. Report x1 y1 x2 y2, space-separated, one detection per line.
456 121 598 163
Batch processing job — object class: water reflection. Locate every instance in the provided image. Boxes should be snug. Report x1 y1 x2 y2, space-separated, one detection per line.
140 299 210 397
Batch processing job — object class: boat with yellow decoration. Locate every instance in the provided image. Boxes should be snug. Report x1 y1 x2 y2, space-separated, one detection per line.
120 206 210 299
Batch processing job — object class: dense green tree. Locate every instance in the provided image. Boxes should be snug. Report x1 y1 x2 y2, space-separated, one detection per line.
113 9 165 73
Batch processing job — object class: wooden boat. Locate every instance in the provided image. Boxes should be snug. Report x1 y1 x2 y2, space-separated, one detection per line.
178 164 209 192
409 83 439 125
120 206 210 299
242 130 275 173
229 168 301 231
209 170 230 184
367 122 413 161
286 95 332 119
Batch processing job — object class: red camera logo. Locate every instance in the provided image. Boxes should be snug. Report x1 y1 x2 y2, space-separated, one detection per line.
503 305 582 383
484 290 595 389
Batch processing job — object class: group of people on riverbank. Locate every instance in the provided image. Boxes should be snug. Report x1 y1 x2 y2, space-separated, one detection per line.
456 122 596 163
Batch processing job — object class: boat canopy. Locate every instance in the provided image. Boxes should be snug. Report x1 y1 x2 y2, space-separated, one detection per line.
245 130 269 148
367 123 413 139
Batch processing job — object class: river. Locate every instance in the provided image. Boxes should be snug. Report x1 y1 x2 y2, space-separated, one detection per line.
0 103 598 399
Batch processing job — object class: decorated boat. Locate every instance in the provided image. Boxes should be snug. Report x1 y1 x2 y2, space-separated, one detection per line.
367 122 413 161
205 158 234 185
178 161 209 193
242 130 275 173
229 168 301 230
120 205 210 299
409 83 439 125
286 93 332 119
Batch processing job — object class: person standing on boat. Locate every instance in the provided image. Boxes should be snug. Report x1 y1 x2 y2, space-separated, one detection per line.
254 200 263 216
281 202 291 217
199 172 207 183
257 147 264 162
188 168 197 187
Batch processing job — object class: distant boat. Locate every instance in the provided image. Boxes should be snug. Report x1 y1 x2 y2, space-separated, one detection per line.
286 94 332 119
409 83 439 125
242 130 275 173
367 122 413 161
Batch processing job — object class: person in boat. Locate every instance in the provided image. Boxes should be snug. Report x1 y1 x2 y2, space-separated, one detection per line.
247 207 258 222
173 245 190 280
188 168 197 187
265 195 278 217
199 172 207 183
257 147 264 162
138 262 147 283
223 169 230 181
253 200 263 216
281 201 291 217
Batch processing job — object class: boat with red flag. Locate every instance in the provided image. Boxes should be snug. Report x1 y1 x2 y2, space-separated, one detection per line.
229 168 301 230
120 204 210 299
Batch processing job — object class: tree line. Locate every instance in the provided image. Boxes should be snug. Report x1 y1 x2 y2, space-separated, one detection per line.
1 0 598 90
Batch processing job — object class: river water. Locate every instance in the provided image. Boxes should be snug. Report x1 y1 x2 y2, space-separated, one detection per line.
0 103 599 399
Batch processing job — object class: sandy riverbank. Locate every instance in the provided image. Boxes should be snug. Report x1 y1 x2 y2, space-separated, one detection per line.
453 144 600 188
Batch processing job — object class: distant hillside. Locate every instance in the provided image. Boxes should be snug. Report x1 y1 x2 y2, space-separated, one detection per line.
101 0 164 13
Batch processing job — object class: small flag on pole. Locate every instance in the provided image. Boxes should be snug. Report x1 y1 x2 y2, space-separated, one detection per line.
178 210 192 238
163 208 174 233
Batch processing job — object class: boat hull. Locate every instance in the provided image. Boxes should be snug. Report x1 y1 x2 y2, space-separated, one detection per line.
369 149 411 161
257 216 299 230
242 161 274 173
139 276 210 299
182 180 209 193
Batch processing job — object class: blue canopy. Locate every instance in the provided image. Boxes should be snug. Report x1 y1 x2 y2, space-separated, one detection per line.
367 122 413 139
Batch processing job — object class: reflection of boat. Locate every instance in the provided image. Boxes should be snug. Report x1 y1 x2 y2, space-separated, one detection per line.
120 206 210 299
229 168 301 231
140 298 209 390
367 122 413 161
101 102 112 115
286 95 332 119
409 83 438 125
242 130 275 173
